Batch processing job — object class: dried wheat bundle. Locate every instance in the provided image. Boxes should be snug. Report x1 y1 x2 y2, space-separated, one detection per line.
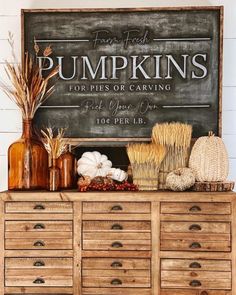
152 122 192 189
0 33 58 120
41 128 68 160
127 143 166 190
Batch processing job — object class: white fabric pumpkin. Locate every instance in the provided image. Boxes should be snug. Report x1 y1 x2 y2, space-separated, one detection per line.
108 168 128 182
77 151 112 178
189 132 229 182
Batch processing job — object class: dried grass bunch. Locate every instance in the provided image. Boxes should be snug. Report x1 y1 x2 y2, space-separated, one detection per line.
127 143 166 190
41 128 68 160
0 32 58 120
152 122 192 189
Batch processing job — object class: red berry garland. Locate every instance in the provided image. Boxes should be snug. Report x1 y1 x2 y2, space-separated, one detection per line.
78 180 138 192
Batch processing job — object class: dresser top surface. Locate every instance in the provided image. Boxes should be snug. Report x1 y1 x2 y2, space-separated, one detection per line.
0 190 236 202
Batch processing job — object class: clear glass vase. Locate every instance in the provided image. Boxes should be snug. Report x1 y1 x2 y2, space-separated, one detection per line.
8 119 48 190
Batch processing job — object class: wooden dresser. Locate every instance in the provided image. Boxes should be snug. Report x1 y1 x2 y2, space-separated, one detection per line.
0 191 235 295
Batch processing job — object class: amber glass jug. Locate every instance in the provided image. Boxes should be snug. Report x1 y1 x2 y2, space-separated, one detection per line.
8 119 48 190
57 149 77 189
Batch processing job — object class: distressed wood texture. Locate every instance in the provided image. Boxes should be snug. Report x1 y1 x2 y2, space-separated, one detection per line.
0 190 236 295
73 201 82 295
0 201 4 295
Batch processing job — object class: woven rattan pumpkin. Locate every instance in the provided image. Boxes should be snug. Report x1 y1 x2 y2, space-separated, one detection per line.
189 131 229 182
166 168 195 191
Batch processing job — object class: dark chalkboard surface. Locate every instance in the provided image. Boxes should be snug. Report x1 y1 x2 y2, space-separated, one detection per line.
22 7 223 140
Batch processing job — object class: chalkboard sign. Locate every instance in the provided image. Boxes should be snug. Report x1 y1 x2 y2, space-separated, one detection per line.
22 7 223 141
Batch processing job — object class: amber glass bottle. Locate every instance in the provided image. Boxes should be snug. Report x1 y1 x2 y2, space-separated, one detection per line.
8 119 48 190
57 149 77 189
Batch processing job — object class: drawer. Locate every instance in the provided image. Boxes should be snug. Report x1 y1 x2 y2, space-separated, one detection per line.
83 232 151 241
5 238 72 250
161 270 231 289
83 202 151 214
83 239 151 251
161 239 231 252
6 258 73 269
5 232 72 239
82 272 151 288
83 258 150 270
83 221 151 232
161 202 231 215
6 268 72 276
5 221 73 232
161 222 231 234
82 288 152 295
161 259 231 272
5 273 73 287
5 202 73 213
161 290 232 295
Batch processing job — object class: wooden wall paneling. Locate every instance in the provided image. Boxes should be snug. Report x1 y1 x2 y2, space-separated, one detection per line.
73 201 82 295
151 201 160 295
0 201 4 295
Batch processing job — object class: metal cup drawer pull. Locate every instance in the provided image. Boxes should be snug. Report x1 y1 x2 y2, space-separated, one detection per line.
33 260 45 267
111 241 123 248
111 224 123 230
33 278 45 284
189 224 202 231
34 204 45 210
189 205 201 212
189 262 202 269
33 223 45 230
190 280 202 287
189 242 201 249
33 240 45 247
111 261 123 268
111 279 122 286
111 205 123 211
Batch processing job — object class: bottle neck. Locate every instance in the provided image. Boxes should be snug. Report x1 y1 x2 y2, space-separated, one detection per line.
22 119 33 139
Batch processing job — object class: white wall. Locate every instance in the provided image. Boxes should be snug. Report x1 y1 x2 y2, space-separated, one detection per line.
0 0 235 191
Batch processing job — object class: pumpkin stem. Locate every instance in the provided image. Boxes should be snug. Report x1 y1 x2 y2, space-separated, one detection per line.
174 169 182 176
208 131 215 137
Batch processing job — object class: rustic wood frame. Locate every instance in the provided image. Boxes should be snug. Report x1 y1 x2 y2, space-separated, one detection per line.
21 7 224 145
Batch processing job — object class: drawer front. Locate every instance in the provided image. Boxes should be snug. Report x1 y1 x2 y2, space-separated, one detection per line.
6 268 72 276
161 270 231 290
161 202 231 215
83 232 151 240
161 290 232 295
83 258 151 270
161 222 230 234
6 258 73 269
83 239 151 251
161 259 231 272
5 221 73 232
82 288 152 295
5 238 72 250
5 274 73 287
161 239 231 252
5 232 72 239
5 202 73 213
83 221 151 232
82 275 150 288
83 202 151 214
